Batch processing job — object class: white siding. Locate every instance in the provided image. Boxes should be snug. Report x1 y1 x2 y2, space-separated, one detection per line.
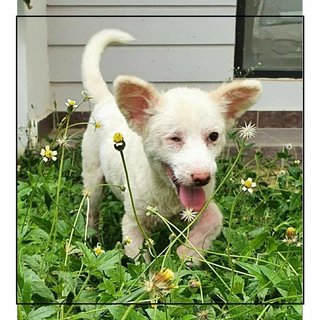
48 15 237 111
44 1 302 112
17 1 50 155
47 0 237 16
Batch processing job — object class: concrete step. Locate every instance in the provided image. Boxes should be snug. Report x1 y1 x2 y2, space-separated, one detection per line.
228 128 302 147
227 128 303 160
43 127 303 160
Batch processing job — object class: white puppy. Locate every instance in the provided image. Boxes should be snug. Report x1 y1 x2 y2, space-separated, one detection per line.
81 29 262 264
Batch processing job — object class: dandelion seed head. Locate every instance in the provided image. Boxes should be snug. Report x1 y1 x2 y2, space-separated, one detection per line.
197 310 210 320
180 208 197 222
238 121 257 140
144 268 176 297
56 135 71 149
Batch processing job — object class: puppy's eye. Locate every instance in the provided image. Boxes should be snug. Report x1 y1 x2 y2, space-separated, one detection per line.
208 132 219 142
171 136 182 143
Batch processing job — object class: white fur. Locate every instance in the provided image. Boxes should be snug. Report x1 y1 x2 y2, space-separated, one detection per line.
81 29 262 265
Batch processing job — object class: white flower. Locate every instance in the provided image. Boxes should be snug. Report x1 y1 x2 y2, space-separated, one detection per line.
180 208 197 223
294 159 301 165
285 143 292 150
241 177 257 194
145 238 155 247
40 145 58 162
93 243 105 256
81 91 93 101
238 121 257 140
65 99 78 110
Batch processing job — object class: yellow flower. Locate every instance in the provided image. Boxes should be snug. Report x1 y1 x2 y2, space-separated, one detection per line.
283 227 301 246
40 145 58 162
113 132 124 143
65 99 78 111
95 121 102 129
144 268 177 297
113 132 126 151
93 243 105 256
189 278 201 289
123 236 132 246
285 227 296 239
241 177 257 194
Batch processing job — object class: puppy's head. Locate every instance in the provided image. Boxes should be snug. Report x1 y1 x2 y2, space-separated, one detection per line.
114 76 262 211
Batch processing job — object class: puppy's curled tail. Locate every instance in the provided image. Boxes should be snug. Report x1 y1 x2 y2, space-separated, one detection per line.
81 29 135 103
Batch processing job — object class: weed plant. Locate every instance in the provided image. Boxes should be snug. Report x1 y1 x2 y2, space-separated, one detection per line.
17 96 303 319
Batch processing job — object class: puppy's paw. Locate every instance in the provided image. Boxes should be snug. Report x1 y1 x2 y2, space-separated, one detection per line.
176 245 201 267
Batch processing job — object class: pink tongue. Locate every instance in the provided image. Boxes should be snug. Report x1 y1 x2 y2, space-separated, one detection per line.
179 186 206 212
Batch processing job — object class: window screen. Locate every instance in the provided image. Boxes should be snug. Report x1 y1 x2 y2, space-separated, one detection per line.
235 0 303 78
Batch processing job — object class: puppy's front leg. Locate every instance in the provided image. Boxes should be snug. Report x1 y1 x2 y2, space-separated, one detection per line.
177 203 223 265
122 213 149 261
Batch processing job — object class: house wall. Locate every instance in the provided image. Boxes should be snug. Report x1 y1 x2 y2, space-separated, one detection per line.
46 1 302 113
18 0 303 146
17 1 50 155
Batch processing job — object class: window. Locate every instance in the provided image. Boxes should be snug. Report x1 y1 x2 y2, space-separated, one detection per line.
235 0 303 78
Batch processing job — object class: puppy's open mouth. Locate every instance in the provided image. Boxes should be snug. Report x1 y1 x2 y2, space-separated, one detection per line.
164 164 206 212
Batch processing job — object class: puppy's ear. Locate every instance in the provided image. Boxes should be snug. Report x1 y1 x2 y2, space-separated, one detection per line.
114 75 161 134
211 80 262 128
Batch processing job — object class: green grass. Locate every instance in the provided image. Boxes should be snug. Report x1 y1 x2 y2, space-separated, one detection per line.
17 101 303 320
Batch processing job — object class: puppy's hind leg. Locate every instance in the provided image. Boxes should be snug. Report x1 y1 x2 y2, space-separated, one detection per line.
82 131 104 235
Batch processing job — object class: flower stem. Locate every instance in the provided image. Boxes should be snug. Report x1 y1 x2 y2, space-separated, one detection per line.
119 150 157 258
64 194 87 266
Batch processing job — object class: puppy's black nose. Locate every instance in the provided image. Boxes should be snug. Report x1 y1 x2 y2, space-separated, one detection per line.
191 172 211 187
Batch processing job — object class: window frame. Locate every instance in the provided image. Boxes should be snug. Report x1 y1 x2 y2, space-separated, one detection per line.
234 0 303 79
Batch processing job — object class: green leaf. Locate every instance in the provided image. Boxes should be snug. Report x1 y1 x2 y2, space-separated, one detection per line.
249 231 268 250
18 181 33 198
24 269 55 301
288 166 302 180
53 271 77 298
231 275 244 295
96 249 120 272
19 276 32 304
44 190 52 210
107 305 148 320
223 227 248 254
146 308 167 320
30 215 53 235
235 261 265 282
28 306 57 320
259 265 282 285
76 242 97 269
